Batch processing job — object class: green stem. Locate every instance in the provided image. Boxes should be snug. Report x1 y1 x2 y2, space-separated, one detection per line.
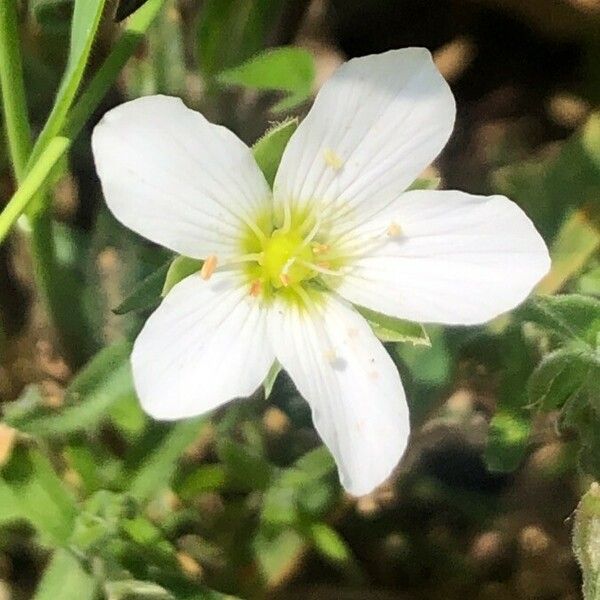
0 0 167 242
0 0 33 181
0 137 70 241
0 2 71 363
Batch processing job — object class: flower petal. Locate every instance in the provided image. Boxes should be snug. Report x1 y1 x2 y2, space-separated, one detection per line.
273 48 455 227
132 270 274 420
92 95 270 259
268 292 409 496
332 190 551 325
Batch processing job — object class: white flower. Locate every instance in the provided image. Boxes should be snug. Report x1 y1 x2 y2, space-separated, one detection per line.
91 48 550 496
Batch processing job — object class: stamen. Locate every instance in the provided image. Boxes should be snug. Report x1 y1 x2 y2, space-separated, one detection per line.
281 257 296 276
323 148 344 171
242 217 268 246
281 202 292 233
249 280 262 297
279 273 290 287
291 283 312 307
328 225 398 262
387 222 402 237
312 243 330 255
296 258 344 277
221 252 263 267
298 215 322 250
200 255 218 280
323 348 337 363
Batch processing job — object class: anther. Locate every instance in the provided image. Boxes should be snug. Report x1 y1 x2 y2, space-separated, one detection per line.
324 349 337 364
323 148 344 170
279 273 290 287
312 242 330 255
250 280 262 297
387 222 402 237
200 255 218 280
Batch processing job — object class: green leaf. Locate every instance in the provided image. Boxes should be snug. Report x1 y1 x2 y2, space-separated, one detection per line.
113 260 171 315
485 327 534 473
105 580 174 599
261 447 336 526
134 0 185 96
217 438 273 492
64 442 104 494
217 47 315 112
537 207 600 294
197 0 284 80
0 479 24 525
127 419 205 503
263 361 281 399
522 294 600 345
493 113 600 241
528 346 595 410
573 483 600 600
253 528 305 586
396 326 450 390
108 393 148 440
565 402 600 480
116 0 151 21
0 0 167 241
176 464 227 499
33 549 97 600
407 176 440 191
30 0 73 31
4 342 134 436
29 0 108 171
355 306 430 345
162 256 202 296
308 523 351 565
252 119 298 186
578 262 600 296
0 443 78 545
484 412 532 473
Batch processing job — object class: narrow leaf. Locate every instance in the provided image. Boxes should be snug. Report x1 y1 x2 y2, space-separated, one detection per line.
127 419 205 503
33 549 97 600
197 0 283 80
1 443 78 545
217 47 315 112
537 206 600 294
355 305 430 345
116 0 151 21
4 342 134 436
263 361 281 399
29 0 108 165
162 256 202 296
113 260 171 314
309 523 351 565
407 176 440 191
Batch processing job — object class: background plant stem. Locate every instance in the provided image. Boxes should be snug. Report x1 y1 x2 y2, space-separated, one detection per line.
0 0 167 366
0 0 33 180
0 0 168 243
0 0 85 364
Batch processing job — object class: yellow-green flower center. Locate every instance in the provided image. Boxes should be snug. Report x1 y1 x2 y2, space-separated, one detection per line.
262 229 315 288
238 207 342 302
